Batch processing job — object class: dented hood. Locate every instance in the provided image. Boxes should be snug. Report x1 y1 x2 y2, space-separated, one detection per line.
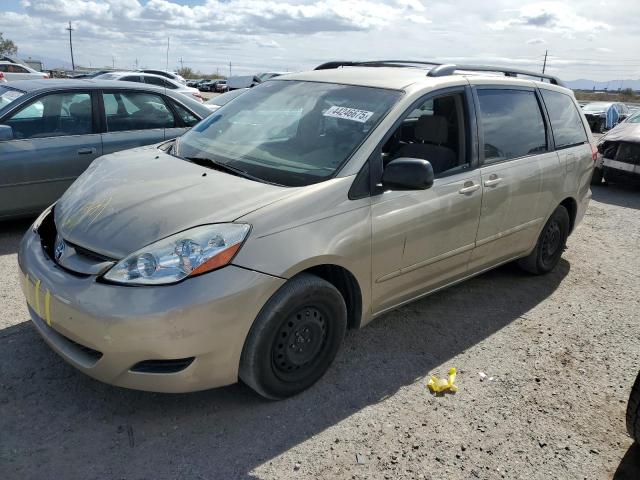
599 123 640 143
55 146 293 259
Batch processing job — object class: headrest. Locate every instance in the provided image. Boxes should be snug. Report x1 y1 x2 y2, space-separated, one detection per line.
415 115 448 144
69 100 91 118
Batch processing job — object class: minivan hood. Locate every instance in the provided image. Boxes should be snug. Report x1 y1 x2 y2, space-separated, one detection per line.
55 147 294 259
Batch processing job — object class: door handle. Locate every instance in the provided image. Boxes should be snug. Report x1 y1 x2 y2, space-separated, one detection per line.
484 176 502 187
458 183 480 194
77 148 96 155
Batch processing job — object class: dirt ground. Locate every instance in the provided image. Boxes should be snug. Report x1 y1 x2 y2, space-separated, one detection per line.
1 183 639 480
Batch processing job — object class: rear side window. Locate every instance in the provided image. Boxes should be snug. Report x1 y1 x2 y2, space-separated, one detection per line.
102 91 175 132
145 76 175 89
540 89 587 148
477 89 547 163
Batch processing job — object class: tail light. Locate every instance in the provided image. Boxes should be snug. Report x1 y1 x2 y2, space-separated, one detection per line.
192 92 204 103
42 74 50 79
0 72 4 81
590 143 598 162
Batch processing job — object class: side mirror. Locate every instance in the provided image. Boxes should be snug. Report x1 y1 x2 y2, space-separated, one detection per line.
0 125 13 141
382 157 434 190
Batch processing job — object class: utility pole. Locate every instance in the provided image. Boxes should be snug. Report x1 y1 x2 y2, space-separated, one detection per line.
112 55 115 69
229 61 232 79
542 50 548 74
66 21 75 71
166 37 170 71
135 58 138 70
179 57 184 70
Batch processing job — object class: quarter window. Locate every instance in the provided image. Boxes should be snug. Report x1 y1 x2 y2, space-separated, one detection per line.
540 89 588 148
4 92 93 139
171 101 199 127
102 91 175 132
477 89 547 163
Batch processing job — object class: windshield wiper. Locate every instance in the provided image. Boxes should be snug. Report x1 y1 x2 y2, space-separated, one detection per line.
182 156 281 185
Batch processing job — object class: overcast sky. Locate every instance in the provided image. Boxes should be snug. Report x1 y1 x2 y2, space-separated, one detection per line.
1 0 638 81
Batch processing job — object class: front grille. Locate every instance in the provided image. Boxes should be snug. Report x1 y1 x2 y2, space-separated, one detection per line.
616 142 640 166
130 357 195 374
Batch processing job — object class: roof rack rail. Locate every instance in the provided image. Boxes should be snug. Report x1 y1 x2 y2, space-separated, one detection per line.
315 60 442 70
427 64 565 87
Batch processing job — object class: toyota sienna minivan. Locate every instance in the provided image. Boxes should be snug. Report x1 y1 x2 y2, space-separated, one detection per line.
18 61 595 399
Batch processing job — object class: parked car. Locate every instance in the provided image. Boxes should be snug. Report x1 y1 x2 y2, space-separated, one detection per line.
227 75 262 90
582 101 630 133
72 70 114 79
592 109 640 184
0 79 211 219
139 69 186 84
196 79 212 91
0 61 49 81
94 71 204 103
17 62 594 399
199 79 226 92
186 79 200 87
204 87 248 111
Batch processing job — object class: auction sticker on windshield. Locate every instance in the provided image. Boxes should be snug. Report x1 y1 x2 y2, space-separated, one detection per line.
323 106 374 123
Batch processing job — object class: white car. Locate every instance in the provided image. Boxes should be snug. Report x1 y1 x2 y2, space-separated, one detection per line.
139 69 186 85
94 71 203 103
0 61 49 82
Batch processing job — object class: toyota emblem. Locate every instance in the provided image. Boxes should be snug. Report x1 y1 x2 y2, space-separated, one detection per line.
54 236 65 261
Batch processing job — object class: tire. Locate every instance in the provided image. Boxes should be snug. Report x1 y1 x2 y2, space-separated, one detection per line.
591 167 603 185
239 273 347 400
517 205 570 275
626 370 640 443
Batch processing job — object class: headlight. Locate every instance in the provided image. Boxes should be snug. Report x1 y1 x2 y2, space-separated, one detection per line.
103 224 250 285
32 204 55 233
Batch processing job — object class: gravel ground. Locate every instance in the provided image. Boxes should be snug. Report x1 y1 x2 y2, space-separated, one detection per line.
1 183 639 480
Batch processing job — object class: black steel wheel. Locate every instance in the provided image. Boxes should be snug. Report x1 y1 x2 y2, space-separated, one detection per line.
517 205 570 275
239 273 347 400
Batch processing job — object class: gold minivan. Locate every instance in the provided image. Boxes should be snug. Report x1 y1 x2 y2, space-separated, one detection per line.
18 62 595 399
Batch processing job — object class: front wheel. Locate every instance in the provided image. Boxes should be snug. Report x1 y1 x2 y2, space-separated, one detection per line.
517 205 570 275
239 273 347 400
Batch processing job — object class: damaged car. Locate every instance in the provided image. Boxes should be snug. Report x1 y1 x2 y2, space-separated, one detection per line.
592 110 640 184
582 101 630 133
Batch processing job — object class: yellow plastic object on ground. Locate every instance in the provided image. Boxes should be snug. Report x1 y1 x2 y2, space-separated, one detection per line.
427 367 458 393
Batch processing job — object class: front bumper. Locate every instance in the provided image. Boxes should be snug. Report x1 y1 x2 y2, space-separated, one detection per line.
18 226 285 393
602 157 640 183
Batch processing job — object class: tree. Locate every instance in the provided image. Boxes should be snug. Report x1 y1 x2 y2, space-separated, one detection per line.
0 32 18 57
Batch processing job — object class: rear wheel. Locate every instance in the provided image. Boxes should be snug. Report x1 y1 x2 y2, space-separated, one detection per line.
517 205 570 275
626 370 640 443
239 273 347 400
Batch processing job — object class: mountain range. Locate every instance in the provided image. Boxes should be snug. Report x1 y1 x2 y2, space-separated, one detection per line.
565 78 640 91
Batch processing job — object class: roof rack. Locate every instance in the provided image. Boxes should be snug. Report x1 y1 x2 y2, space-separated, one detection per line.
427 64 565 86
315 60 442 70
314 60 565 87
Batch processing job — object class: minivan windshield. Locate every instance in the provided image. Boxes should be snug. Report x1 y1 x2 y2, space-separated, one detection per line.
0 86 25 111
176 80 401 186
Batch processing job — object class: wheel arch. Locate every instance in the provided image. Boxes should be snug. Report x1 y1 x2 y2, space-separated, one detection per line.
299 264 363 330
559 196 578 233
